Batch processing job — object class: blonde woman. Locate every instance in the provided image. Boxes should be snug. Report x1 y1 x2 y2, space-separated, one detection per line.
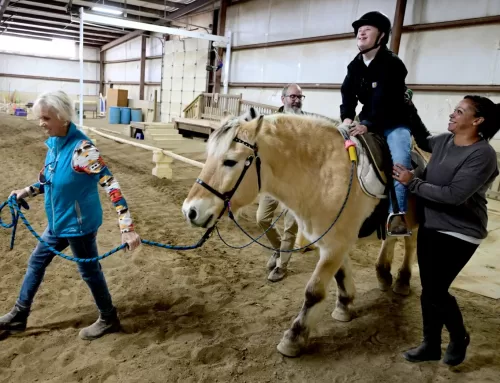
0 90 140 340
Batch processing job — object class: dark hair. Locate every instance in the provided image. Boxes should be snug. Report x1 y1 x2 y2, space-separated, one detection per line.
464 95 500 141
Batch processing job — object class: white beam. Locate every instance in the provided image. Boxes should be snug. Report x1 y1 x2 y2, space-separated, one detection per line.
223 30 232 94
79 7 84 129
81 10 229 44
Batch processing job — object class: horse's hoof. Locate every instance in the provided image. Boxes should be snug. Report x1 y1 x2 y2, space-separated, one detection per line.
377 280 392 292
393 282 411 296
266 252 279 271
268 267 286 282
376 268 393 291
331 307 352 322
276 331 303 357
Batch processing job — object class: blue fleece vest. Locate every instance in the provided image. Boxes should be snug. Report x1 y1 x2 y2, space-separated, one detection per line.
43 123 103 237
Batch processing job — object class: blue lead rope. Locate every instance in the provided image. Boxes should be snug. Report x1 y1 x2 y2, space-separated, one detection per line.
0 197 29 250
0 196 212 263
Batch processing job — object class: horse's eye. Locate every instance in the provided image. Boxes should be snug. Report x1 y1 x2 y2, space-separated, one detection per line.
223 159 238 167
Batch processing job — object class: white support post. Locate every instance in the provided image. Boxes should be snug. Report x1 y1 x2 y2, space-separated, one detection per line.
79 7 84 130
223 30 232 95
152 150 174 179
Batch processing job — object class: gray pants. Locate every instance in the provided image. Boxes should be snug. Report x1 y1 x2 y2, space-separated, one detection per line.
256 195 298 268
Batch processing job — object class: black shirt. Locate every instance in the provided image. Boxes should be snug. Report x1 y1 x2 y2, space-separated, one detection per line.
340 46 409 135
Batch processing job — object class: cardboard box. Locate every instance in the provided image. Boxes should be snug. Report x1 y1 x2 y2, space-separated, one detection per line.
107 89 128 108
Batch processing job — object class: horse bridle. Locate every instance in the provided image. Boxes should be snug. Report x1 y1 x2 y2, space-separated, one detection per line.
195 136 261 222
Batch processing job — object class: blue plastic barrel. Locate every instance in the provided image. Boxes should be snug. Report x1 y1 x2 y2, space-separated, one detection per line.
108 107 121 124
120 107 131 124
131 108 142 122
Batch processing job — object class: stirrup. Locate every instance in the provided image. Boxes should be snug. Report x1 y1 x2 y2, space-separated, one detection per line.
386 212 412 237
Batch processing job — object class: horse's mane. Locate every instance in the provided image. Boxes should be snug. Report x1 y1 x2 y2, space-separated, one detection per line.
207 115 241 157
303 112 341 127
207 110 341 158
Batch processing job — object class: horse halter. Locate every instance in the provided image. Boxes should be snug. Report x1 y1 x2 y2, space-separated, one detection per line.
195 136 261 217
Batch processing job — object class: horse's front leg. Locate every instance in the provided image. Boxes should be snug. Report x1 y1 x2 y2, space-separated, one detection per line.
393 231 417 296
277 246 344 357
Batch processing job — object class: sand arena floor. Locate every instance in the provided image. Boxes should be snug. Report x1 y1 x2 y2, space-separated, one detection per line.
0 115 498 383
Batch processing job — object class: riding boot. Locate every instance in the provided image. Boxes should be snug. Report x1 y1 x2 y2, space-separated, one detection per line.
0 304 30 332
79 308 121 340
442 295 470 366
388 215 410 236
403 296 442 362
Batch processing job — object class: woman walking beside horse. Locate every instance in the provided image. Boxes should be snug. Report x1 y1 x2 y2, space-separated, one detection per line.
394 95 500 366
0 90 141 340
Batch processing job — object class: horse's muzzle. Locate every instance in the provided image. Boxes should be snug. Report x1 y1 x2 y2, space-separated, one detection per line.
182 199 216 228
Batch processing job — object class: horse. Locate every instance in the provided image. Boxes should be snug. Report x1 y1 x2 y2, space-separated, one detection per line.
181 108 420 357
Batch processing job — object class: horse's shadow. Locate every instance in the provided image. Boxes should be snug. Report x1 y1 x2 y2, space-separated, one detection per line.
299 288 420 359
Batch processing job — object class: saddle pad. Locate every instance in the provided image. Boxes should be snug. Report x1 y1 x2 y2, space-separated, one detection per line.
338 125 387 199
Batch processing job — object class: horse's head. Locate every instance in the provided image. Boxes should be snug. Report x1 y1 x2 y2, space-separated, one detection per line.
182 107 264 228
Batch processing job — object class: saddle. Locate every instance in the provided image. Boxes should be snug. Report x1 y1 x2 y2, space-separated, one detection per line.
338 125 427 240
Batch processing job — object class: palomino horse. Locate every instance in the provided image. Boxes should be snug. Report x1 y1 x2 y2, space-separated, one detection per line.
182 109 419 357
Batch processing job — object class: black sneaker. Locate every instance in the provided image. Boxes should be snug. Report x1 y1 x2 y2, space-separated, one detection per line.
403 341 441 363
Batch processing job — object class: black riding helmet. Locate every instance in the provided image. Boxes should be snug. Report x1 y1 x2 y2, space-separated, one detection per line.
352 11 391 54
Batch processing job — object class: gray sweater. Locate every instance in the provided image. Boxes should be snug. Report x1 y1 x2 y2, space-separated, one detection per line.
408 133 499 239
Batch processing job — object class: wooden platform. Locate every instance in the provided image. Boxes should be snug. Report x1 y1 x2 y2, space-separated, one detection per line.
452 199 500 299
174 118 220 140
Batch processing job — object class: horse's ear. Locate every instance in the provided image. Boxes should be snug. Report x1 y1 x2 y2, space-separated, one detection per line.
241 107 259 122
249 107 257 120
255 115 264 136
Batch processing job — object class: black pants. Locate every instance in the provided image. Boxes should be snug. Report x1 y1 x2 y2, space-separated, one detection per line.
417 227 479 342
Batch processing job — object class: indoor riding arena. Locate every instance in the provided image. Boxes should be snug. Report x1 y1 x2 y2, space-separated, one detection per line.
0 1 499 382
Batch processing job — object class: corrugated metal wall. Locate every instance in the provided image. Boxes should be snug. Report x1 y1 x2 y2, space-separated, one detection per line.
3 0 499 131
224 0 500 135
0 41 99 103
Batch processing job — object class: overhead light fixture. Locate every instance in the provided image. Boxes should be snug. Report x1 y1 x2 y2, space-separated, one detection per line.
91 6 123 16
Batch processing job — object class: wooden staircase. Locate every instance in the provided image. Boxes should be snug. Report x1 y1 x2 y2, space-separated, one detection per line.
175 93 279 140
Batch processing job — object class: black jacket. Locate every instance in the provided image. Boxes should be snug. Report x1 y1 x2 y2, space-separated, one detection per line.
340 46 410 135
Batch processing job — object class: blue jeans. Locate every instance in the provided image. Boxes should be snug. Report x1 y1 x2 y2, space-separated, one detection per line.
384 127 412 213
16 227 115 316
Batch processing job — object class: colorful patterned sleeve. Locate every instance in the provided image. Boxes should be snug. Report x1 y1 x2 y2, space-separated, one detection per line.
72 140 135 233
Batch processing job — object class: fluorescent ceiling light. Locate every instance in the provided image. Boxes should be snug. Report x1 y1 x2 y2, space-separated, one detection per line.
82 11 229 43
92 6 123 16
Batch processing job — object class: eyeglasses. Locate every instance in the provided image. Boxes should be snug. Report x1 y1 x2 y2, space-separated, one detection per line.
285 94 305 101
38 161 56 185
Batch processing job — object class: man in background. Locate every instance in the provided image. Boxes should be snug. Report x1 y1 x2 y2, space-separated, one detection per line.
257 83 308 282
